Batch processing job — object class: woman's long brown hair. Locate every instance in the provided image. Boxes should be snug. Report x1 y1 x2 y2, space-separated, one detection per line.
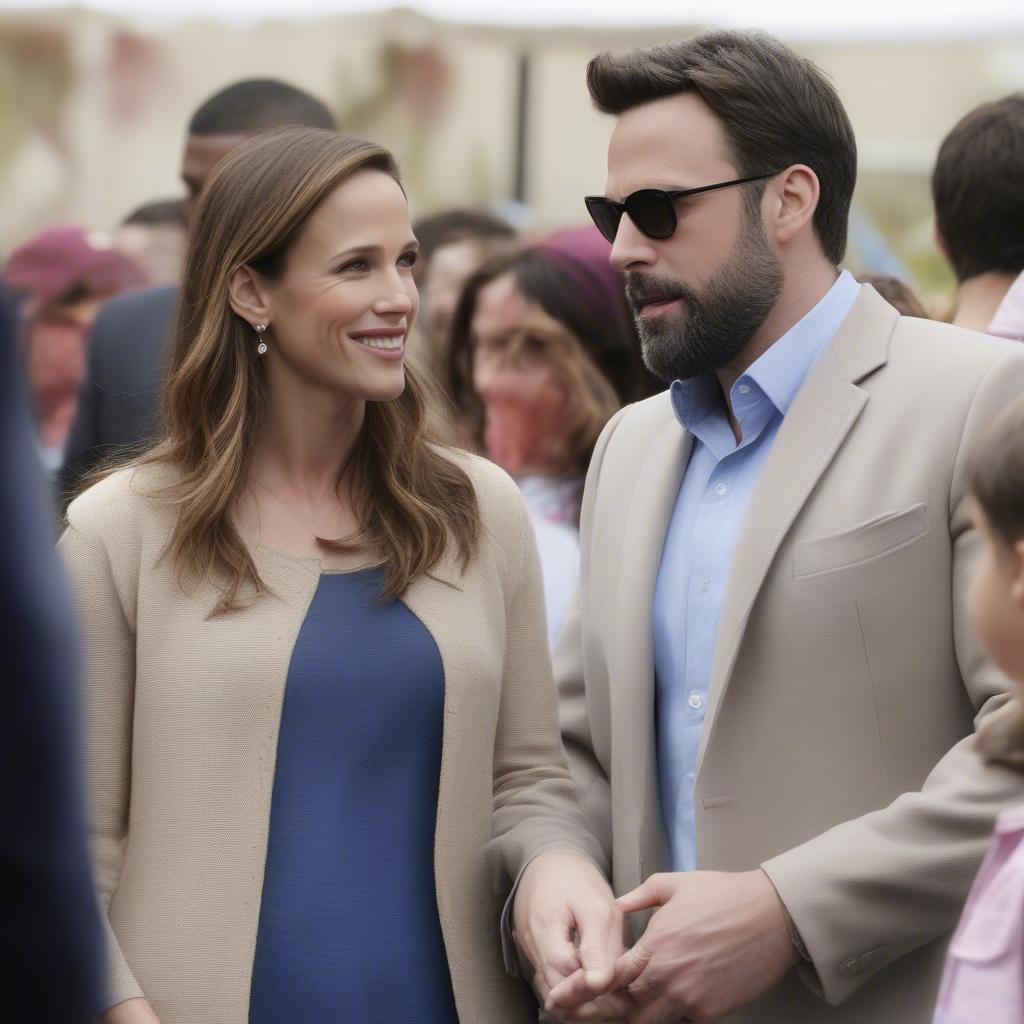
135 125 479 611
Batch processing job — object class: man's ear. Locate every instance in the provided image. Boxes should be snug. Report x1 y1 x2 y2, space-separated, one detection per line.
1011 538 1024 606
770 164 819 247
228 265 272 328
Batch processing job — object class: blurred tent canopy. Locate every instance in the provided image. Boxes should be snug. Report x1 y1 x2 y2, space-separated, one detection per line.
2 0 1024 301
3 0 1024 34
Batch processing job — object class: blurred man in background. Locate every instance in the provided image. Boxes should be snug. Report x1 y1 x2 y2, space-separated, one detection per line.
113 198 189 288
933 93 1024 333
56 79 336 507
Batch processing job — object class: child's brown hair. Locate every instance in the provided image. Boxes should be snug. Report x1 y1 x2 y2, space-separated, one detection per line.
973 396 1024 769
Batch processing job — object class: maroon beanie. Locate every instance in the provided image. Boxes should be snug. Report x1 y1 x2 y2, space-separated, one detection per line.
531 225 628 327
5 225 147 308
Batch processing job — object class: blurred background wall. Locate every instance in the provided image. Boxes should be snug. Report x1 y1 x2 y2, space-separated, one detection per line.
3 4 1024 299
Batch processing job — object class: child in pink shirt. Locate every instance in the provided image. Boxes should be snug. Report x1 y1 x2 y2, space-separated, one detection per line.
988 270 1024 342
934 397 1024 1023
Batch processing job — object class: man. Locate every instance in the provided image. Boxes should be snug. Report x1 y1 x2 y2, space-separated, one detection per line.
56 79 335 506
933 93 1024 332
0 290 102 1021
515 30 1024 1024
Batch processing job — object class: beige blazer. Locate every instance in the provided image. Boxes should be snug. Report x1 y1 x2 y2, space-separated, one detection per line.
60 453 603 1024
556 286 1024 1024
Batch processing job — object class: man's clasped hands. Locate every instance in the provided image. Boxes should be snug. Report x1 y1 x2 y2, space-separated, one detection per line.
513 851 797 1024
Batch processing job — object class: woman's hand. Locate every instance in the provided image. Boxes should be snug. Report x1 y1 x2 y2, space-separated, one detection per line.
103 997 162 1023
513 849 635 1022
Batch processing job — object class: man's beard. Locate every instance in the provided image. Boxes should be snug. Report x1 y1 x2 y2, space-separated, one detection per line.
625 208 784 382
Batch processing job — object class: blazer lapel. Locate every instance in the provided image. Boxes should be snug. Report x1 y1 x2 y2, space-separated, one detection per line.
611 406 691 875
696 286 898 771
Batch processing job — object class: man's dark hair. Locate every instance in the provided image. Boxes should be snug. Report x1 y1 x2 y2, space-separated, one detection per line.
586 31 857 266
412 209 516 267
188 79 336 135
121 198 188 228
932 93 1024 283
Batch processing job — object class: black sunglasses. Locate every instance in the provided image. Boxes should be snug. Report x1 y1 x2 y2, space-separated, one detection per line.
585 172 782 243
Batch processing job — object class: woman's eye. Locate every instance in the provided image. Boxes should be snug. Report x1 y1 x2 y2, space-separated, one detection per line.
337 258 369 273
398 251 418 268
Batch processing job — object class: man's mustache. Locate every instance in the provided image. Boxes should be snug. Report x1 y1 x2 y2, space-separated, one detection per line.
625 272 691 313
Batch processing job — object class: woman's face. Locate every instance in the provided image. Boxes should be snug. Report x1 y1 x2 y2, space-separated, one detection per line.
258 170 418 404
421 239 486 343
471 272 611 476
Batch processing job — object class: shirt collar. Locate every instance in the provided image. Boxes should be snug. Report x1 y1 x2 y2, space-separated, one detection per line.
670 270 861 435
744 269 861 416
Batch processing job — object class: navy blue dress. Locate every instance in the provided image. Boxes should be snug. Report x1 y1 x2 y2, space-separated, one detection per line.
248 570 459 1023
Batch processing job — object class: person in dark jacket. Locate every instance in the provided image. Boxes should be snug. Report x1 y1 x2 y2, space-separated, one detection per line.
0 288 103 1021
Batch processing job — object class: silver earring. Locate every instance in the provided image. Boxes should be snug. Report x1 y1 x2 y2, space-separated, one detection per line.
254 323 268 356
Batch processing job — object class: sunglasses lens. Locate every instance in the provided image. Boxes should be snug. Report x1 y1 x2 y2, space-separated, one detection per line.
626 191 676 239
585 197 621 244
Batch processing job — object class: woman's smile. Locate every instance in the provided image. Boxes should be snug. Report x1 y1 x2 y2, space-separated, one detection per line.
348 326 406 360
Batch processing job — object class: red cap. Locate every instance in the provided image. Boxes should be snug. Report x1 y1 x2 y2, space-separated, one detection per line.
4 225 147 308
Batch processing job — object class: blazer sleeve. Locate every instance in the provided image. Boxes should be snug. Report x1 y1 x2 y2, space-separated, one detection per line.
761 347 1024 1006
57 522 145 1012
488 479 610 975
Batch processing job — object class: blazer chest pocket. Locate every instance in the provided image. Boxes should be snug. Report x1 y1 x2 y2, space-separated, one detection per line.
794 503 928 578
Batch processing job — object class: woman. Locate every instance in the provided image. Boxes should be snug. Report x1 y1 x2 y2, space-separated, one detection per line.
60 126 613 1024
448 229 657 642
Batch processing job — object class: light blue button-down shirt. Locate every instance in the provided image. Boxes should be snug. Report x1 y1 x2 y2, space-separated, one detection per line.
653 270 861 871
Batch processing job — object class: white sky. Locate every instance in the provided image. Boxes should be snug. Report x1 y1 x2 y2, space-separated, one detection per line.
4 0 1024 37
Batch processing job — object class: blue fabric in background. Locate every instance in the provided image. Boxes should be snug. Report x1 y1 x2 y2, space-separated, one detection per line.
248 569 458 1024
0 288 103 1021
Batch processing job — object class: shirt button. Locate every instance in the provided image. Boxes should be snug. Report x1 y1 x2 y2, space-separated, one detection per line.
715 483 728 497
688 692 705 710
701 577 711 592
738 383 751 395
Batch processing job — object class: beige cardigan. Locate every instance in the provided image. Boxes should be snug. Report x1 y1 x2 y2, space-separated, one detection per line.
60 453 603 1024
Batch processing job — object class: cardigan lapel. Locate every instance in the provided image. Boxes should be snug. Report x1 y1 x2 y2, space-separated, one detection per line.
696 286 898 772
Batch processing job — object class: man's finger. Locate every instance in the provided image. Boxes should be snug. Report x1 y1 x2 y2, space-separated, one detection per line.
534 936 582 1002
615 874 670 914
544 971 636 1023
516 915 582 996
545 966 592 1012
609 938 653 991
572 899 621 991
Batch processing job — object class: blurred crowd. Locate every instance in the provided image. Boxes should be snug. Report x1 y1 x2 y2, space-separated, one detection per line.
4 41 1024 1024
4 78 1023 646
